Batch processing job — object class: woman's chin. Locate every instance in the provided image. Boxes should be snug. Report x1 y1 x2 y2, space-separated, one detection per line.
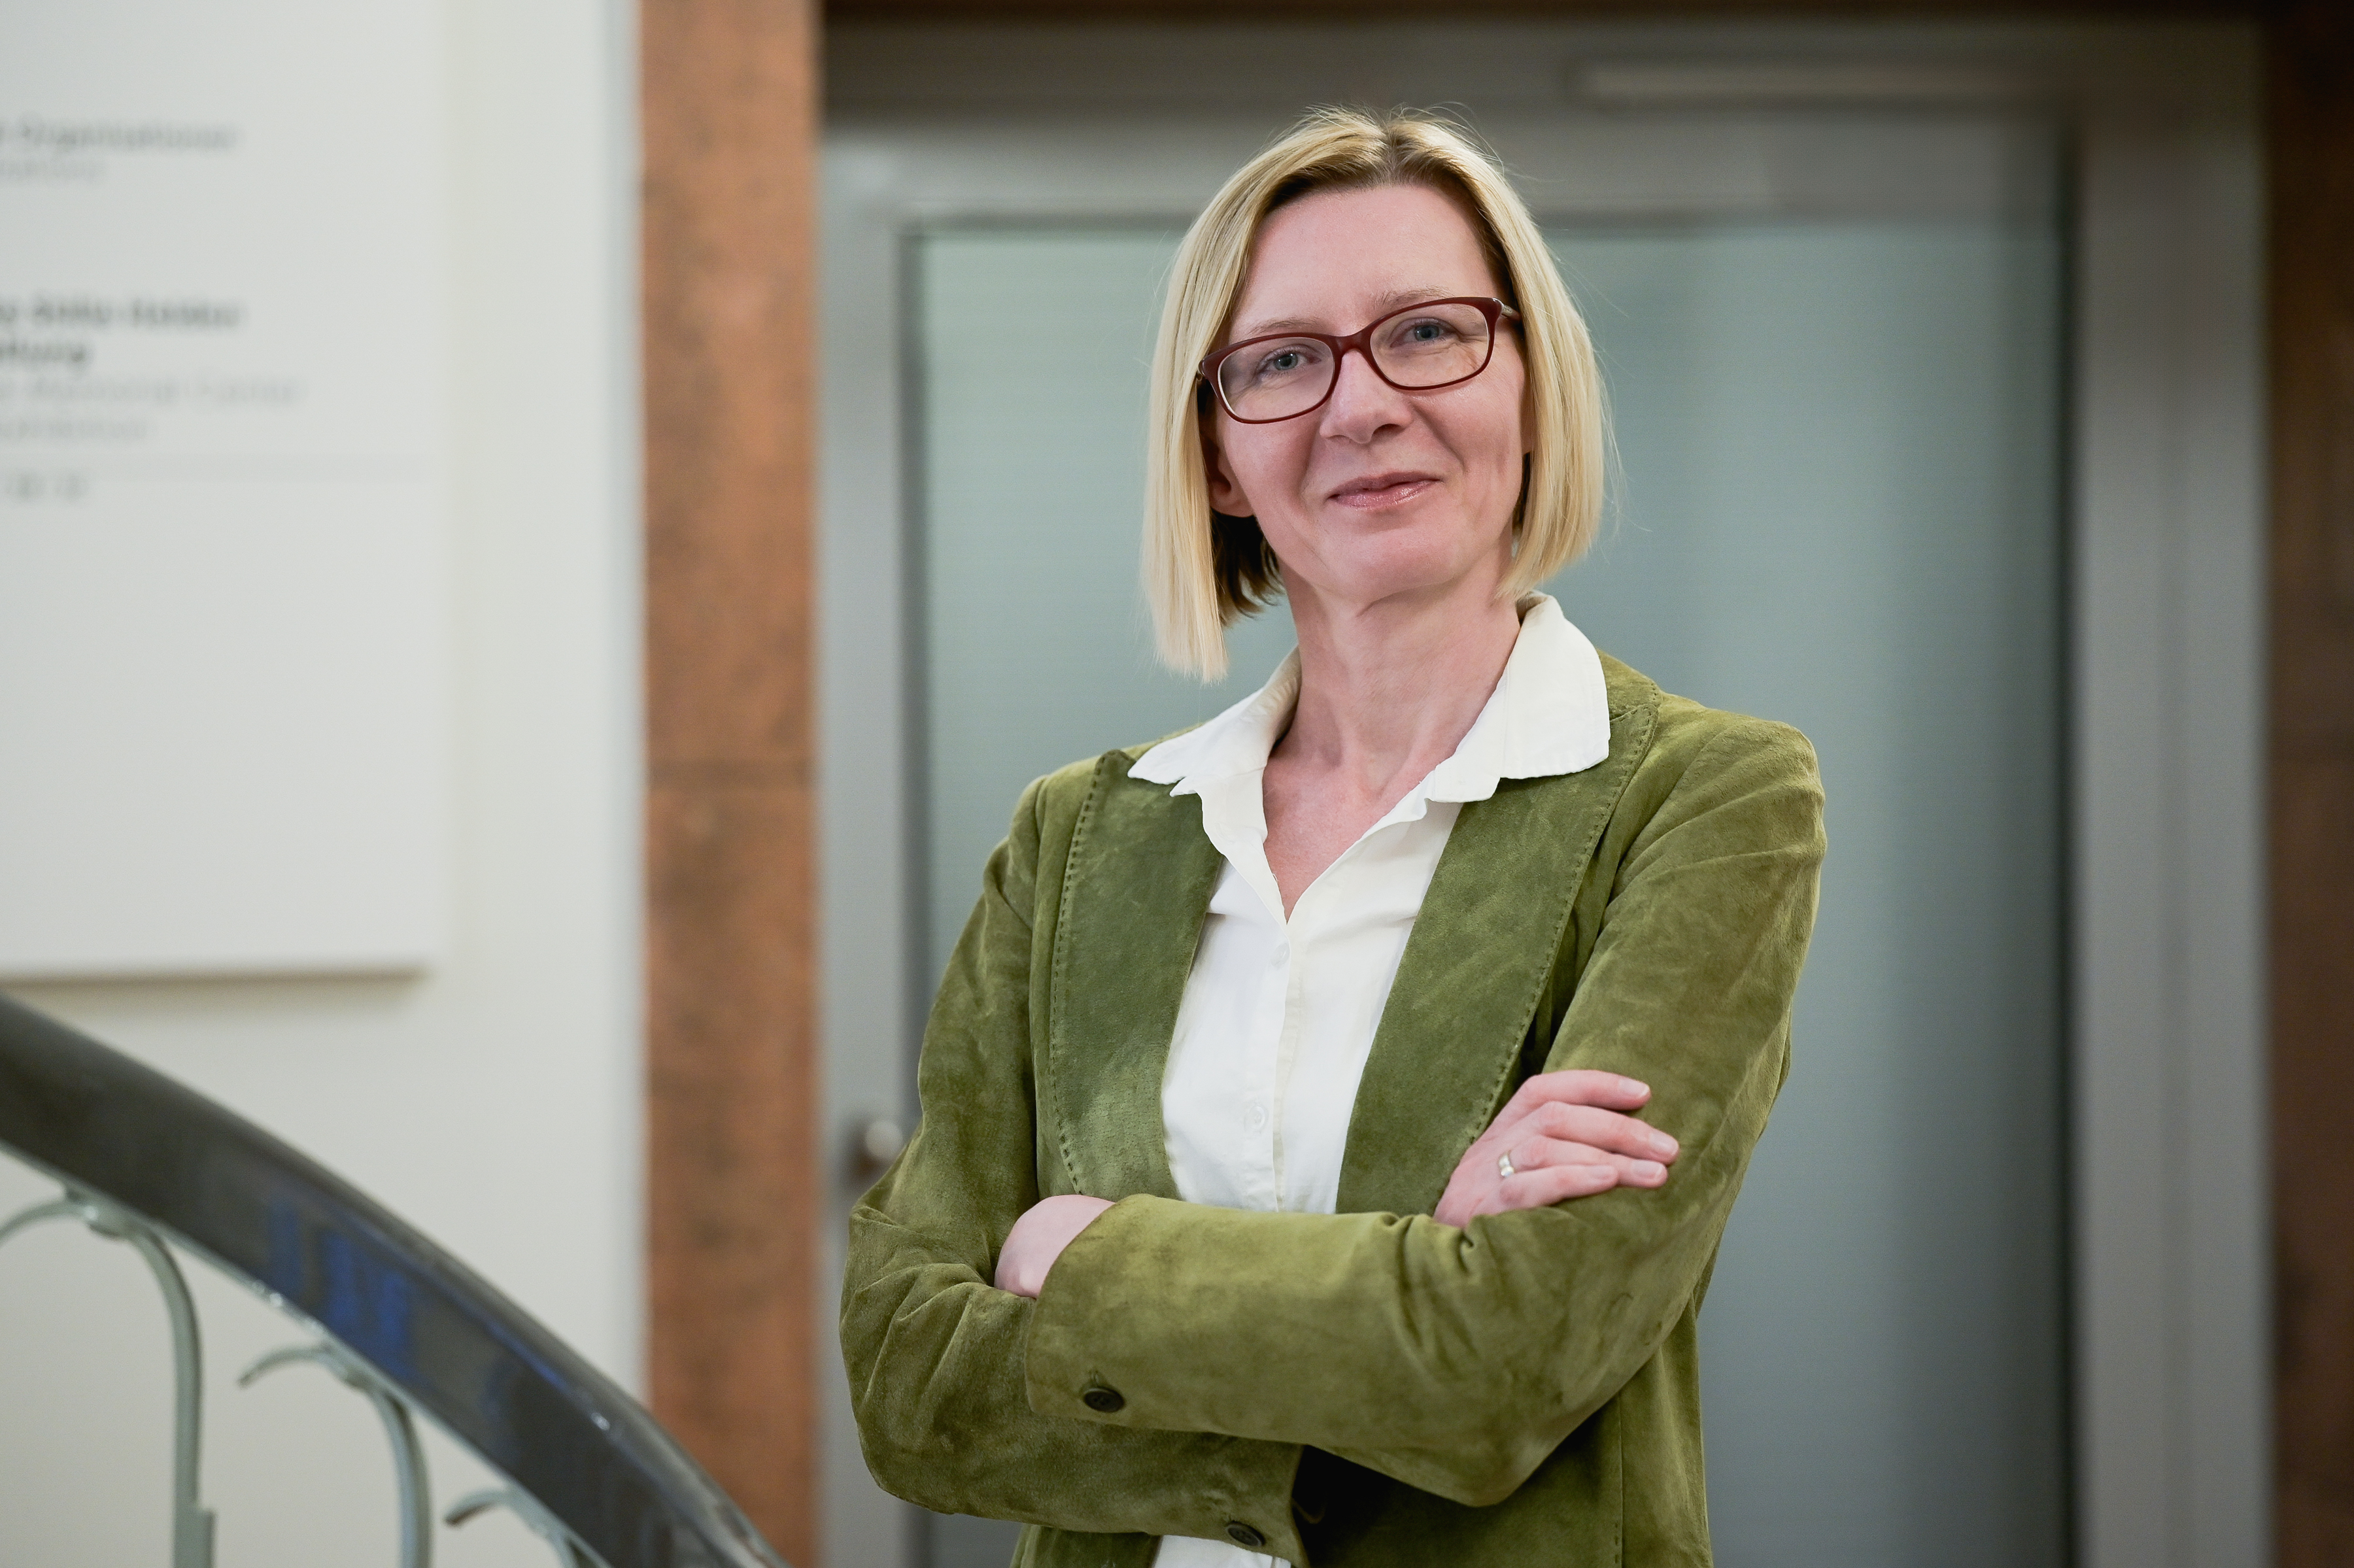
1284 532 1511 612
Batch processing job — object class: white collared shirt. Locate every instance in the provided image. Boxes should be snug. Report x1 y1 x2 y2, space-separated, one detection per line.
1128 594 1611 1568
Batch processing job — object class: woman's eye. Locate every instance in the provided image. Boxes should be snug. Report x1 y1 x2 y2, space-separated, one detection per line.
1399 318 1456 345
1253 346 1316 381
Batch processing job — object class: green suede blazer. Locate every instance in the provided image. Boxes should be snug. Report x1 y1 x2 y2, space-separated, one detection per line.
842 654 1826 1567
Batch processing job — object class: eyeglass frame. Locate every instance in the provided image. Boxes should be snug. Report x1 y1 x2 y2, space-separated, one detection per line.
1196 296 1524 425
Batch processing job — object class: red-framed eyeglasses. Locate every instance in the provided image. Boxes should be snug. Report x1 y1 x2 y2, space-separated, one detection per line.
1198 296 1522 424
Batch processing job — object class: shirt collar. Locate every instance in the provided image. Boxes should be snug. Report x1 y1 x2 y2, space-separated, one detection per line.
1129 593 1612 802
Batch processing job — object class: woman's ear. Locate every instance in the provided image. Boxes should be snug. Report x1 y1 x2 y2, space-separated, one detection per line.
1199 410 1253 517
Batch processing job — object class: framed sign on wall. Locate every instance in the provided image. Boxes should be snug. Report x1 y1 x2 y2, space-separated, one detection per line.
0 0 449 978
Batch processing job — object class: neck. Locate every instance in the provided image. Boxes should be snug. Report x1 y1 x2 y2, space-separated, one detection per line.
1277 567 1525 797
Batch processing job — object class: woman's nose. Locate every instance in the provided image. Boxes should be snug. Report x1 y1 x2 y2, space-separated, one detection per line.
1320 346 1412 439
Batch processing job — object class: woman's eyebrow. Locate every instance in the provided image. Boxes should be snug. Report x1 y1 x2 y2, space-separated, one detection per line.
1232 286 1458 339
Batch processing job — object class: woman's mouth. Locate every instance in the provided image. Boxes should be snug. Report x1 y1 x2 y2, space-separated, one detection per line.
1329 473 1439 510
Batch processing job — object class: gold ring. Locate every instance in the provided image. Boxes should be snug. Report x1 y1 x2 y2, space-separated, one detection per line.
1497 1150 1516 1181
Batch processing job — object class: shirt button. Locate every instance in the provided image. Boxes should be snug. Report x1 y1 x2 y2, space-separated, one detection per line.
1081 1385 1124 1414
1225 1521 1267 1549
1245 1101 1268 1132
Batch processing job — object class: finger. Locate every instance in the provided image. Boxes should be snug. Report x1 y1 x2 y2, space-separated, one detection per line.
1497 1069 1651 1122
1521 1100 1679 1163
1477 1106 1675 1171
1510 1136 1671 1187
1473 1162 1618 1217
1477 1099 1616 1155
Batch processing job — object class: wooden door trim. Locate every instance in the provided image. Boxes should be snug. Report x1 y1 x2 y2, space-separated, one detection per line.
2266 5 2354 1561
642 1 822 1563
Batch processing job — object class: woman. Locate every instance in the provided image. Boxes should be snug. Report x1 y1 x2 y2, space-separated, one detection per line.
843 108 1825 1568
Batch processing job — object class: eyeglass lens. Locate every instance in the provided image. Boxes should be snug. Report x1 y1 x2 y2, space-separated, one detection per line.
1216 301 1497 422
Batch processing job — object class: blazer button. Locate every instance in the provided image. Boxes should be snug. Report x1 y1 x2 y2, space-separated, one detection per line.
1081 1385 1125 1414
1225 1522 1267 1549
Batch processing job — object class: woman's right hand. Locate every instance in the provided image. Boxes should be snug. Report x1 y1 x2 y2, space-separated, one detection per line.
1432 1070 1679 1228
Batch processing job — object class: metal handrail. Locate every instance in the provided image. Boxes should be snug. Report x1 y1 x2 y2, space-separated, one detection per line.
0 991 789 1568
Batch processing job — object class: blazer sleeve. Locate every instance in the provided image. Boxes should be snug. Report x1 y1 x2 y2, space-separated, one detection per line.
840 774 1309 1558
1019 717 1826 1508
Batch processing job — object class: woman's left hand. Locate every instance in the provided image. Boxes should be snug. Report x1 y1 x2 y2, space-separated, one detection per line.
995 1193 1116 1297
1433 1070 1678 1228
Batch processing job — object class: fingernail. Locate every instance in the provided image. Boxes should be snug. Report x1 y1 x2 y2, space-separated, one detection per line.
1651 1132 1677 1156
1620 1077 1648 1097
1632 1161 1665 1182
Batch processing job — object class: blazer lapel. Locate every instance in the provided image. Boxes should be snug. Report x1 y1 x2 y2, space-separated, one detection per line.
1337 697 1656 1218
1045 753 1222 1201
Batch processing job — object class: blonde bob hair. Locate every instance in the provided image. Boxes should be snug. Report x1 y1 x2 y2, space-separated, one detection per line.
1144 107 1608 680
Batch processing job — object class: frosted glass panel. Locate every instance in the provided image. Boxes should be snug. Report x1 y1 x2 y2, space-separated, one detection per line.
912 216 2064 1567
1550 224 2067 1566
915 228 1293 979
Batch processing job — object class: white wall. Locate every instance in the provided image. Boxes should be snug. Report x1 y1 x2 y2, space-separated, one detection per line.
0 0 643 1561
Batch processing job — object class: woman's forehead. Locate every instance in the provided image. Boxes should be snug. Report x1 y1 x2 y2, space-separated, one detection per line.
1232 184 1501 335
